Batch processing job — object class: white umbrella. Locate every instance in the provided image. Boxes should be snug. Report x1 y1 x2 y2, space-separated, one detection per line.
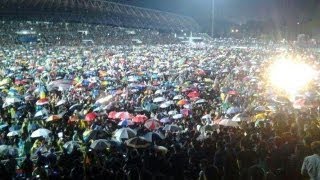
219 119 239 127
172 114 184 119
232 113 250 122
31 128 51 138
226 107 241 115
95 95 113 105
173 95 183 100
34 108 49 117
56 99 66 107
7 131 19 137
155 89 165 95
183 104 192 109
168 110 178 116
153 97 166 103
159 101 173 108
195 99 207 104
113 128 136 140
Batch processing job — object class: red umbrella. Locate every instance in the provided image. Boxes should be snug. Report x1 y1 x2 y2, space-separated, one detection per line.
228 90 238 95
85 112 97 122
108 111 117 119
132 115 148 123
115 112 133 120
144 119 161 130
187 91 200 99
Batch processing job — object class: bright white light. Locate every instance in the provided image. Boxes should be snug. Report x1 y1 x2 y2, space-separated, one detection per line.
268 58 316 95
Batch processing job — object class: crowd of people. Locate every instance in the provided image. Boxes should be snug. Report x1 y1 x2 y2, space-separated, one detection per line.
0 20 319 180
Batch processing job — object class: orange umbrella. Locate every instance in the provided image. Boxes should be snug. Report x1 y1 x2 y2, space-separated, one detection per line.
177 99 188 106
46 115 62 122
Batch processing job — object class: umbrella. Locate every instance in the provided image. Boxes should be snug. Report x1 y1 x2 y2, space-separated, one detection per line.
56 99 66 107
232 113 250 122
154 146 168 154
125 137 150 149
177 99 188 106
143 103 158 112
0 124 8 130
201 114 211 120
118 119 134 127
113 128 136 140
163 124 182 132
84 130 110 141
226 107 241 115
143 132 165 142
187 91 200 98
46 115 62 122
132 114 148 123
195 99 207 104
0 145 18 158
172 114 184 120
144 119 161 130
114 112 133 120
36 98 49 106
108 111 117 119
85 112 97 122
200 125 218 133
63 141 80 154
168 110 178 116
219 119 239 127
31 128 51 138
173 94 184 100
47 79 72 91
7 131 19 137
90 139 112 150
153 97 166 103
95 95 113 105
4 97 21 104
159 101 172 108
155 89 165 95
160 117 171 123
69 104 83 111
34 108 49 117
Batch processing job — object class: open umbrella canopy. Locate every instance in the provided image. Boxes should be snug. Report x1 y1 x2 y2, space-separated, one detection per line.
46 115 62 122
118 119 134 127
195 99 207 104
113 127 136 140
173 94 184 100
56 99 66 106
36 98 49 106
163 124 182 132
177 99 188 106
114 112 133 120
226 106 241 115
144 119 161 130
172 114 184 120
143 131 165 142
31 128 51 138
160 117 171 123
7 131 19 137
85 112 97 122
219 119 240 127
153 96 166 103
132 114 148 123
200 125 218 133
34 108 49 117
187 91 200 99
63 141 80 154
0 145 18 158
83 130 110 142
125 137 150 149
90 139 114 150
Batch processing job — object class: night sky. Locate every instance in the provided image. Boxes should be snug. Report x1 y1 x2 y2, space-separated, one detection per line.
114 0 320 32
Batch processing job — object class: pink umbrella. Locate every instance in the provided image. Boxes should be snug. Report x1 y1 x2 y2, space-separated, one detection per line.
108 111 117 119
85 112 97 122
132 115 148 123
187 91 200 99
115 112 133 120
144 119 161 130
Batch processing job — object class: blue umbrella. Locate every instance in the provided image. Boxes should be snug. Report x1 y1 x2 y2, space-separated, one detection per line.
9 125 21 132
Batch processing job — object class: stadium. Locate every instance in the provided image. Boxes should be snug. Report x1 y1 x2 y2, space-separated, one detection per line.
0 0 320 180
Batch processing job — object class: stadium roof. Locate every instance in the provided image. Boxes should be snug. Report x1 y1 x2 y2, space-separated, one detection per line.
0 0 200 32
